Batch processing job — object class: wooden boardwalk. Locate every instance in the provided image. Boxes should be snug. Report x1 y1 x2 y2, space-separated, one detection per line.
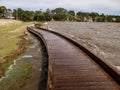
28 26 120 90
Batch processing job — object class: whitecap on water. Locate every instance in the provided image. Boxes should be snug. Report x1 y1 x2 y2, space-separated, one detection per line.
97 31 101 34
116 66 120 70
22 55 33 58
70 35 75 38
100 51 105 56
30 43 38 48
76 37 80 40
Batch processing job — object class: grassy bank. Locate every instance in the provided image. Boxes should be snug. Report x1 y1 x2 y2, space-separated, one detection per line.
0 19 33 77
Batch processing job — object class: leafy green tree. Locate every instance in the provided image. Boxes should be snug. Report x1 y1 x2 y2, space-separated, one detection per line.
21 10 34 21
37 13 46 21
51 7 68 21
44 8 52 21
68 10 76 21
68 10 75 16
34 11 40 21
116 17 120 22
53 13 68 21
109 15 120 22
51 7 67 14
0 6 119 22
95 16 105 22
94 13 106 22
76 15 83 21
12 9 17 19
34 10 46 21
77 12 89 21
12 8 24 20
89 12 99 21
68 15 76 21
0 6 7 18
17 8 24 20
76 12 85 21
13 8 34 21
106 15 112 22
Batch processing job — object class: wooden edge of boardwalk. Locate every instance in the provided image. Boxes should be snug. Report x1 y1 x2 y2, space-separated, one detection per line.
27 26 120 90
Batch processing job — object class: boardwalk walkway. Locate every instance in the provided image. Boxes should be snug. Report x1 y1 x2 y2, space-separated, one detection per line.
28 26 120 90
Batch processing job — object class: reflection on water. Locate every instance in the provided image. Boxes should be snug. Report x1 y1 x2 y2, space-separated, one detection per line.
43 22 120 70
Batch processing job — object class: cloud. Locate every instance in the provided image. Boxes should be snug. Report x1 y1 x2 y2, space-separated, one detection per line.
0 0 120 15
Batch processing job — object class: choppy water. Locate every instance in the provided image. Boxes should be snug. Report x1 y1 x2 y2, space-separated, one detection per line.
42 21 120 70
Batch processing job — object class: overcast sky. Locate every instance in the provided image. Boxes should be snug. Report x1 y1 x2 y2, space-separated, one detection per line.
0 0 120 15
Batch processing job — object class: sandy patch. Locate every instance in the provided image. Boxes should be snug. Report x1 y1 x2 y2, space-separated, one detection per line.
0 19 21 26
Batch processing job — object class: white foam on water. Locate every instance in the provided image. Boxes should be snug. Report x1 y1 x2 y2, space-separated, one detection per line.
116 66 120 70
70 35 74 38
29 43 38 48
100 51 105 56
97 31 101 34
0 59 18 82
49 28 52 30
22 55 33 58
76 37 80 40
37 49 40 51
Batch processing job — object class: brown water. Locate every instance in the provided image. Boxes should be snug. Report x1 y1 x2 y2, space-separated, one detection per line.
42 22 120 70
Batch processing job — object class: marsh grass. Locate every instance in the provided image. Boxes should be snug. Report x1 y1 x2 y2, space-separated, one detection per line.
0 61 32 90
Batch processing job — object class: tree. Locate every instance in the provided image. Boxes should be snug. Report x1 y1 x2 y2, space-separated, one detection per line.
34 10 46 21
51 7 67 14
76 12 85 21
21 10 34 21
0 6 7 18
89 12 99 21
12 8 24 20
53 13 68 21
116 17 120 22
94 13 106 22
44 8 52 21
0 6 119 22
68 10 76 21
68 15 76 21
106 15 112 22
68 10 75 16
51 7 68 21
13 8 34 21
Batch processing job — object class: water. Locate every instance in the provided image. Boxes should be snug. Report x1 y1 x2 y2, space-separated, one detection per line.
42 22 120 70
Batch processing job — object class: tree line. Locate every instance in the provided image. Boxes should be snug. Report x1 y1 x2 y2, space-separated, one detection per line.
0 6 120 22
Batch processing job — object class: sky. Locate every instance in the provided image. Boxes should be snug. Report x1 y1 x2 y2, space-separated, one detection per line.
0 0 120 15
